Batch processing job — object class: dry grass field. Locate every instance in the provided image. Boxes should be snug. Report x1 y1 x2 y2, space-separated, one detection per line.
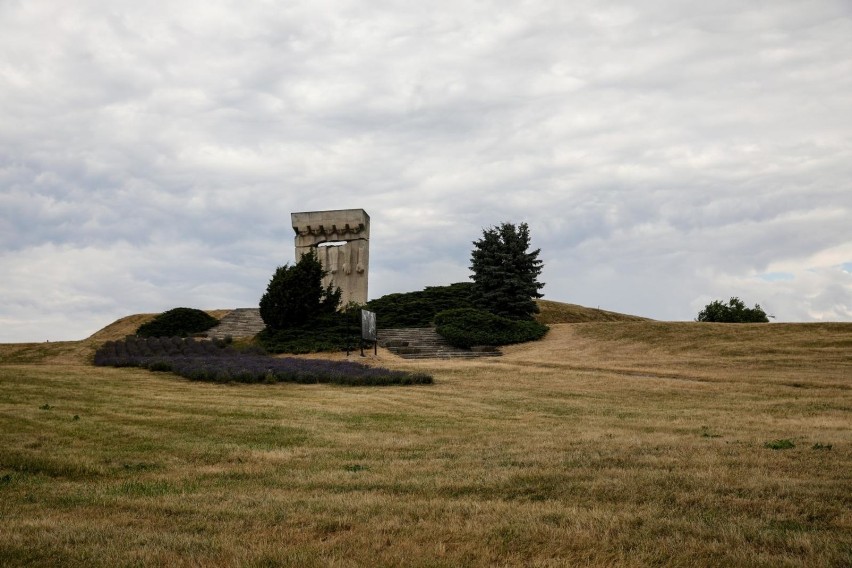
1 308 850 567
534 299 650 324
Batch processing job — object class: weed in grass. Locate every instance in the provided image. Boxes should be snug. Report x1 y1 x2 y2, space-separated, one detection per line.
39 403 51 410
314 519 353 535
114 479 174 497
811 443 832 450
344 464 369 472
767 519 809 533
1 451 102 479
113 478 201 497
700 426 722 438
72 414 80 421
539 512 567 527
764 439 796 450
236 425 308 450
121 462 160 472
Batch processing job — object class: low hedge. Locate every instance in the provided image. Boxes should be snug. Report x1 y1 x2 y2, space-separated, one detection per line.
434 308 548 349
257 309 362 354
366 282 474 328
136 307 219 338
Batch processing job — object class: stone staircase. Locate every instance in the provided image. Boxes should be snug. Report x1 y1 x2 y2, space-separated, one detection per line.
205 308 265 339
378 327 501 360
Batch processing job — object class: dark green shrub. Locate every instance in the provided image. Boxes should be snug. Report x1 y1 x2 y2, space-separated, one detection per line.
259 250 341 330
697 297 770 323
257 305 362 354
366 282 475 328
434 308 548 349
764 439 795 450
136 308 219 338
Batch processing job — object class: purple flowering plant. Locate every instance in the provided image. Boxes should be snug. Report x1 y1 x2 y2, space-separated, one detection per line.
94 336 432 386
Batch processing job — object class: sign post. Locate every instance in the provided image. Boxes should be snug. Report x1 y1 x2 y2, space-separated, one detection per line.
361 309 377 356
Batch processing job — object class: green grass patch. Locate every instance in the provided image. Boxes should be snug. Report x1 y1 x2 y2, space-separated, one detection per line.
764 439 796 450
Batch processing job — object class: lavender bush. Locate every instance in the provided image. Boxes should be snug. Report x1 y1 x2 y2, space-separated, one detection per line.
94 337 432 386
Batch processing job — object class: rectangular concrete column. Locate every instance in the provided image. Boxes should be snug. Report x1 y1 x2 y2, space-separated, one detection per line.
291 209 370 306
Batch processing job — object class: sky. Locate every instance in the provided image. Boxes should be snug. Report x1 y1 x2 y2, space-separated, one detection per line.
1 0 851 342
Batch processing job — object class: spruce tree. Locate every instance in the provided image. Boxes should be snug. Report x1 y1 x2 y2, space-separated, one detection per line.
259 250 341 330
469 222 544 320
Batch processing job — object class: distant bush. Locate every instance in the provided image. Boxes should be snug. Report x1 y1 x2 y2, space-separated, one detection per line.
434 308 548 349
94 336 431 386
136 308 219 338
366 283 475 328
696 297 770 323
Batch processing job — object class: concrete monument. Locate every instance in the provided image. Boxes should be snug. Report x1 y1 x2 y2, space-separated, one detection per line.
291 209 370 306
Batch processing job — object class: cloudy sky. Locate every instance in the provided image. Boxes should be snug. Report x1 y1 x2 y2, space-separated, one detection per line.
2 0 851 342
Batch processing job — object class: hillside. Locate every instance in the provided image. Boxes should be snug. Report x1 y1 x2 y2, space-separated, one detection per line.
534 299 650 324
502 321 851 384
87 310 233 342
1 311 850 565
0 310 232 366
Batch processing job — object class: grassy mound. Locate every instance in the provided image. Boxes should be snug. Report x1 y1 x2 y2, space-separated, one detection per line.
88 310 232 342
534 299 650 324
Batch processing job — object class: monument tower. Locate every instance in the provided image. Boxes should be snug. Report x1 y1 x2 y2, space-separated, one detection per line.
290 209 370 306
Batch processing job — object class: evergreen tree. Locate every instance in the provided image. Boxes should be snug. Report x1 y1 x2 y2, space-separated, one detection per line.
259 250 341 330
469 222 544 320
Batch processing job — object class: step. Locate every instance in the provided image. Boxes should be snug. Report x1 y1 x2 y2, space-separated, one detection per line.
206 308 266 339
377 327 501 360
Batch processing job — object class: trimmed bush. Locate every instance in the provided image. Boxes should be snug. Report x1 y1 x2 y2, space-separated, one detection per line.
366 282 475 328
434 308 548 349
257 305 362 354
136 308 219 338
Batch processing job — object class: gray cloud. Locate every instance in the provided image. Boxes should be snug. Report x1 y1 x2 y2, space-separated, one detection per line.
1 0 850 341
